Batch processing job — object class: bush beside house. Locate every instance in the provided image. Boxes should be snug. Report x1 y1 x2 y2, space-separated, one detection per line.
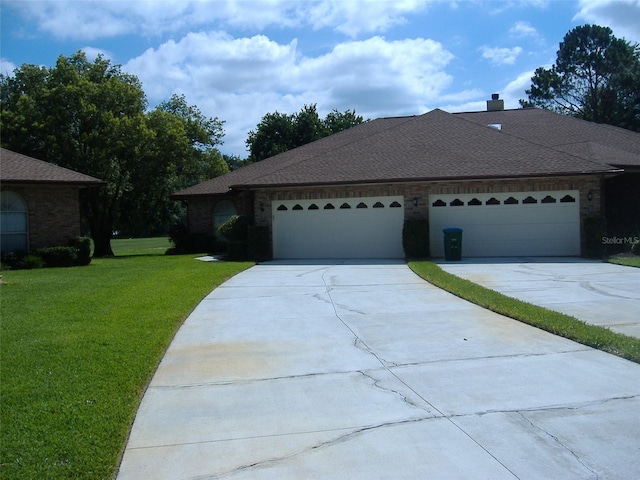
1 237 93 270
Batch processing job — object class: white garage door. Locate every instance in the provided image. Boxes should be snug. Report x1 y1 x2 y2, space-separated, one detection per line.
429 191 580 257
273 196 405 259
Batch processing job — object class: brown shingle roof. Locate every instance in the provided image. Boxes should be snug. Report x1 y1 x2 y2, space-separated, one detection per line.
173 108 636 198
457 108 640 168
0 148 106 185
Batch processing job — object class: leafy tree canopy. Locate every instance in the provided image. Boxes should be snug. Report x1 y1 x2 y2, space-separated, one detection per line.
246 104 365 162
0 52 227 254
520 24 640 131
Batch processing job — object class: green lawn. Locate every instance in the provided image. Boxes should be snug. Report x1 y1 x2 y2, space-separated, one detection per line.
608 256 640 268
111 236 173 256
1 239 252 479
408 261 640 364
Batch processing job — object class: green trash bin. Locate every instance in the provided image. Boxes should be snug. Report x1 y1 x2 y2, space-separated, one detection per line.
443 228 463 261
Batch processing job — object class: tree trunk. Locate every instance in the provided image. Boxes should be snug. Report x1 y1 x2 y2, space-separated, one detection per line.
90 219 115 257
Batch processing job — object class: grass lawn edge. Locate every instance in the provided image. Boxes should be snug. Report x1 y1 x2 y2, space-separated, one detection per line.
408 260 640 364
606 256 640 268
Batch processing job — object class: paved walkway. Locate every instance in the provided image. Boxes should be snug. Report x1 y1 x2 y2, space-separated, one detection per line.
437 257 640 338
117 260 640 479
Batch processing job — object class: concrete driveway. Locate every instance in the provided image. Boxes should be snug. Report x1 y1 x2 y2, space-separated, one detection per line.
117 260 640 479
437 258 640 338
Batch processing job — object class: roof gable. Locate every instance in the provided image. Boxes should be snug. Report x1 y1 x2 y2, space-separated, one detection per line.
1 149 106 185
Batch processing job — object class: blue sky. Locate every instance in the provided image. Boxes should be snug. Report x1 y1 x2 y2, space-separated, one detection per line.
2 0 639 158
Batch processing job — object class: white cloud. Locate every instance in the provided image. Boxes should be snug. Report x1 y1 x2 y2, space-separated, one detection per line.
502 69 536 107
487 0 549 15
509 21 540 39
9 0 433 40
1 58 17 76
480 46 523 65
125 32 456 156
11 0 136 40
574 0 640 43
81 47 113 62
305 0 432 37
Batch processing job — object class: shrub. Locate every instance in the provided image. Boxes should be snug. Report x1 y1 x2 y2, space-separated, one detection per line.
1 252 21 269
225 241 248 261
71 236 92 265
218 216 252 261
403 219 430 258
248 226 271 262
37 246 77 268
22 254 44 269
583 216 606 258
1 237 92 269
217 215 251 242
1 252 43 270
167 222 190 254
167 223 215 255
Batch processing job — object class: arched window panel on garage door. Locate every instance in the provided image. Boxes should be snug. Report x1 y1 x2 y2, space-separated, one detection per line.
428 191 580 257
272 196 405 259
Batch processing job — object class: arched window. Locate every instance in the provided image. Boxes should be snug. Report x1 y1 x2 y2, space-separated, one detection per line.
1 191 28 253
212 200 237 241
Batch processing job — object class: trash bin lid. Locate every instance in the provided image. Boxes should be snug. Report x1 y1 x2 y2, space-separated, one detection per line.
443 228 463 233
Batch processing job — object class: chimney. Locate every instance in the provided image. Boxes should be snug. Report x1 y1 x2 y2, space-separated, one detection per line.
487 93 504 111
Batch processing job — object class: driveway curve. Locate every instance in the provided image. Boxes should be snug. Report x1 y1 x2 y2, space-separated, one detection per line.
118 260 640 479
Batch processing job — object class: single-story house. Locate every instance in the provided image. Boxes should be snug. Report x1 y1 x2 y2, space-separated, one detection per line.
172 98 640 259
0 148 106 254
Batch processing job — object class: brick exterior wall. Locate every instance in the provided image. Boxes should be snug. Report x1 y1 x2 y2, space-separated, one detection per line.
187 175 604 256
3 184 85 251
184 191 253 237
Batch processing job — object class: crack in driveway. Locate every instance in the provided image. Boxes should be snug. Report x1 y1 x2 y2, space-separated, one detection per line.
193 418 434 479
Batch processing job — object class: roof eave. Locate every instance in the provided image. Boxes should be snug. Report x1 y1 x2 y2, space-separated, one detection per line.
1 179 107 186
228 169 621 191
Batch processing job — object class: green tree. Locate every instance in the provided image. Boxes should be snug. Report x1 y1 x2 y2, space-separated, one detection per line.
246 104 366 162
1 52 150 256
246 110 296 162
324 108 365 134
117 95 228 237
224 153 251 171
521 24 640 131
0 52 227 253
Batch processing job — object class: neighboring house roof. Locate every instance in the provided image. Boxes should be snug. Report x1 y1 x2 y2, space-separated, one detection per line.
173 108 637 198
0 148 106 185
